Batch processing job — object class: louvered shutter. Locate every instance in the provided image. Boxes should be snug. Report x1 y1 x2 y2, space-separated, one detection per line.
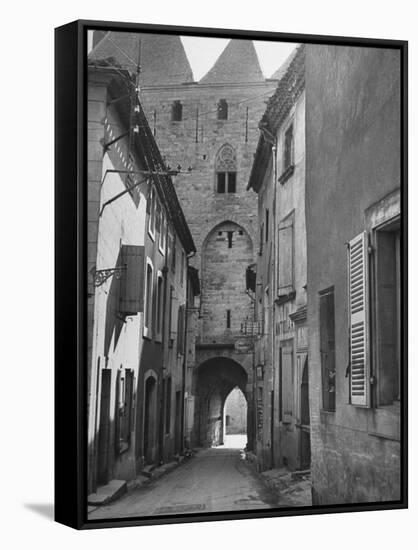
348 232 370 406
278 220 294 296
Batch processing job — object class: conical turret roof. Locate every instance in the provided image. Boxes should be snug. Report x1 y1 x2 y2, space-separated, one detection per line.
199 39 265 84
89 32 194 86
270 46 299 80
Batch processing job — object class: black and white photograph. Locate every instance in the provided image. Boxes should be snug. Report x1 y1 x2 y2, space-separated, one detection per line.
79 25 406 524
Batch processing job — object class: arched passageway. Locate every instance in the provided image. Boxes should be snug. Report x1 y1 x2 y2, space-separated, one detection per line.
224 386 248 448
193 357 248 448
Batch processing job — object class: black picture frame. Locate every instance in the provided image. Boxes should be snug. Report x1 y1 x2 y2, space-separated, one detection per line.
55 19 408 530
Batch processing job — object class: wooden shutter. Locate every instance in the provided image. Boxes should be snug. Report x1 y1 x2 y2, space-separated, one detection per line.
348 232 370 406
120 245 145 315
278 219 294 296
170 290 178 340
177 305 185 354
282 347 293 423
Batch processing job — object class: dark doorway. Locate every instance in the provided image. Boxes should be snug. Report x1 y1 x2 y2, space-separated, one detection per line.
97 369 111 485
144 376 157 464
300 357 311 470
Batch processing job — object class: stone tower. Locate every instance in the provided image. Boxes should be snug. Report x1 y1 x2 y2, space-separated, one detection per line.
90 32 279 448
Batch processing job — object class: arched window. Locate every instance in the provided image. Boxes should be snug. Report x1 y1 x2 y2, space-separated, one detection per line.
215 144 237 194
217 99 228 120
171 100 183 121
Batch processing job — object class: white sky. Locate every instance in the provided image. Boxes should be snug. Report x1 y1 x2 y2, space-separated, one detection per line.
181 36 297 80
88 31 297 81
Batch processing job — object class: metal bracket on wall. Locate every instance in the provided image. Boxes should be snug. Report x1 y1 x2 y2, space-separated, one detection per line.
90 266 126 287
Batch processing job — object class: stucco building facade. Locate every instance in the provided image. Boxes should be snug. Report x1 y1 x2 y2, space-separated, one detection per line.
305 45 401 504
87 60 197 495
248 46 308 471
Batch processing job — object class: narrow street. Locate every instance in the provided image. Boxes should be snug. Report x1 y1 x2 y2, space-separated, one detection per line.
89 436 278 519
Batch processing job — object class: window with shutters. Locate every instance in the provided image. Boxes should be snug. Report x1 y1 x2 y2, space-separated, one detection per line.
215 144 237 194
319 287 336 411
115 368 134 454
372 218 401 407
155 271 164 342
159 210 166 255
148 187 156 240
144 259 153 338
348 233 370 407
277 213 294 298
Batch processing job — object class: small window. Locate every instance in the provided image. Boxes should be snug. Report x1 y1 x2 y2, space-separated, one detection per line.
227 231 233 248
226 309 231 329
319 287 336 412
217 172 226 193
227 172 236 193
284 123 294 171
218 99 228 120
171 100 183 121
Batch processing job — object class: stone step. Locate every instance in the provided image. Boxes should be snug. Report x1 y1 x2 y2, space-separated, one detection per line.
87 479 127 506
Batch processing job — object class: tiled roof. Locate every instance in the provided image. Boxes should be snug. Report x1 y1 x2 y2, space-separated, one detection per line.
199 39 265 84
89 31 194 86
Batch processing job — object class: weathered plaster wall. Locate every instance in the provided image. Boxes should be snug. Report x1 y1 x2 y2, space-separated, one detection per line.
306 45 401 504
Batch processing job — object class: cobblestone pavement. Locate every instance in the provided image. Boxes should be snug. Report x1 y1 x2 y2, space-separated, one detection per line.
88 435 279 519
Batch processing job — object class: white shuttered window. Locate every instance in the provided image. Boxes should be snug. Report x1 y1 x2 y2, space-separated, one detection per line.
348 232 370 406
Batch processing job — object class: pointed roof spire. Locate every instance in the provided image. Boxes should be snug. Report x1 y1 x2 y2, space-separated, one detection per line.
199 39 265 84
89 32 194 85
269 46 299 80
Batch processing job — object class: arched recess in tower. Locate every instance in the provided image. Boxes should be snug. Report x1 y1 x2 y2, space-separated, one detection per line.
201 221 253 343
193 357 248 447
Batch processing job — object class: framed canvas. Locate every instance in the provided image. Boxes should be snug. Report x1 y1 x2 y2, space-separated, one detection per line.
55 19 408 529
